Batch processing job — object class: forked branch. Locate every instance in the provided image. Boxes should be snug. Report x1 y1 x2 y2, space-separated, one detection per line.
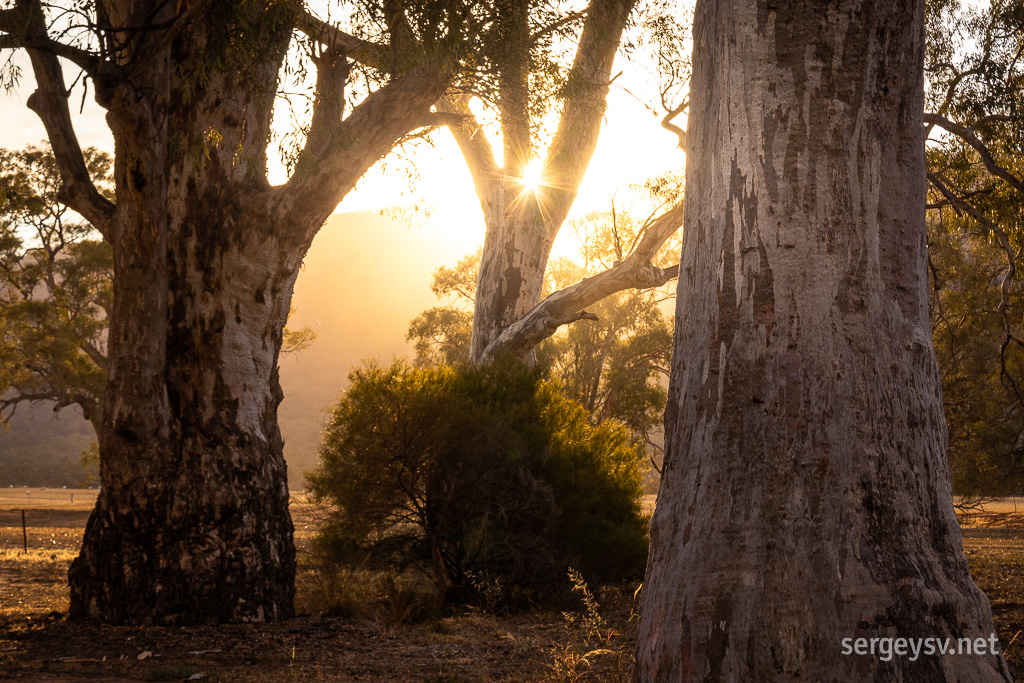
925 113 1024 196
480 202 684 361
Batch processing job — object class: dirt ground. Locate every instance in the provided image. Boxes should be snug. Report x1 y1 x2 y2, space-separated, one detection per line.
0 497 1022 681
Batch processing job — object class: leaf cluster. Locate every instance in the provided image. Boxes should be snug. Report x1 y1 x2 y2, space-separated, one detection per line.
0 144 112 427
930 218 1024 495
306 359 649 608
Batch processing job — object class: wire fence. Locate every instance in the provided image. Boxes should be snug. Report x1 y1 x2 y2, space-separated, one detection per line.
0 488 313 510
0 488 99 509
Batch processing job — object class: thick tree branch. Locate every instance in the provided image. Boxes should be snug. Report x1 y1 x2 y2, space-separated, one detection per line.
481 202 683 361
82 341 109 374
539 0 638 237
302 47 351 159
298 11 390 73
925 112 1024 196
127 0 215 78
497 0 531 178
262 64 451 247
12 1 117 240
437 94 501 201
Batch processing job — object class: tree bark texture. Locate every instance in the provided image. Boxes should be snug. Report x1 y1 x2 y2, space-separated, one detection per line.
460 0 638 364
636 1 1011 681
35 0 452 624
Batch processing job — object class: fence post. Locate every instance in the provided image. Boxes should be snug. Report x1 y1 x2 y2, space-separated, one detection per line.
21 509 27 553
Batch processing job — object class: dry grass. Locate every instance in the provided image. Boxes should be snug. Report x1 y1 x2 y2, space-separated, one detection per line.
0 502 1021 681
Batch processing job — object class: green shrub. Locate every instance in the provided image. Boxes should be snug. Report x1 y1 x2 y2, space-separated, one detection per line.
306 359 649 607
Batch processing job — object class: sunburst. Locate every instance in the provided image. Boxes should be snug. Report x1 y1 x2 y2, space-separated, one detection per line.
519 158 546 193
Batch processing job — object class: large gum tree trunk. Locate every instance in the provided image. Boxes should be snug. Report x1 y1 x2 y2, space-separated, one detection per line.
637 1 1011 680
67 9 301 622
5 0 451 623
451 0 638 364
70 223 299 623
470 190 553 362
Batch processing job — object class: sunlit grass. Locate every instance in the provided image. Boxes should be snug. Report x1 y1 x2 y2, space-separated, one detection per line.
0 548 77 563
0 548 75 617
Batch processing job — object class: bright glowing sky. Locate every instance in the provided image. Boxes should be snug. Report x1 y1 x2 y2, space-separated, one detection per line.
0 16 688 265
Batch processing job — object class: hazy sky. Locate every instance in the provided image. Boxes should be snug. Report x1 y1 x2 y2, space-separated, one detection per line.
0 9 687 264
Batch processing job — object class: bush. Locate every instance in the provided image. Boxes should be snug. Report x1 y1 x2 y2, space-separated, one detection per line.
306 359 649 607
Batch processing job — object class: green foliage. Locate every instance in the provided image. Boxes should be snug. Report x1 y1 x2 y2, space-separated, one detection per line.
306 359 649 608
430 247 481 304
924 0 1024 496
79 441 99 488
0 144 113 428
930 221 1024 496
406 306 473 368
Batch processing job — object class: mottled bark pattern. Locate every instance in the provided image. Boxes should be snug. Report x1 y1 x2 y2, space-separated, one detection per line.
61 0 449 624
637 1 1011 680
67 2 299 624
471 189 554 362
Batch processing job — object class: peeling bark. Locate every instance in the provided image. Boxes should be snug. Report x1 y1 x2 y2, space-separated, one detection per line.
636 1 1011 680
3 0 451 624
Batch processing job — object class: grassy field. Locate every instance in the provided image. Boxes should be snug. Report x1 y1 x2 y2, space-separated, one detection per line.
0 494 1021 681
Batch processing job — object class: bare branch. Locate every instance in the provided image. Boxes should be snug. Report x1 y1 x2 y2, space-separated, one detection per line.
540 0 639 237
925 112 1024 196
0 4 109 77
925 66 981 136
928 172 1016 343
13 1 117 240
436 94 501 201
481 202 683 361
660 98 687 149
82 341 109 373
298 11 390 73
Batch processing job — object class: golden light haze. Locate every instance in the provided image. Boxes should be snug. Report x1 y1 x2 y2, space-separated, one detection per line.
0 11 688 263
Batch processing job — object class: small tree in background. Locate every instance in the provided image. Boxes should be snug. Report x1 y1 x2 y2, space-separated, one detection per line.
407 208 675 463
929 219 1024 499
924 0 1024 502
0 144 113 434
306 359 649 608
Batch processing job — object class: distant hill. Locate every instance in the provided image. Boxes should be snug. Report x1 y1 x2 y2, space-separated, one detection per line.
0 211 479 488
0 404 94 487
278 211 473 481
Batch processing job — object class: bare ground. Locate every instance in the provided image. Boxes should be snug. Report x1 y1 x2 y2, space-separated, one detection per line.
0 500 1021 681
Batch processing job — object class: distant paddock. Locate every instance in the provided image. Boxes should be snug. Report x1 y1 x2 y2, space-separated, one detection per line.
1 487 1020 517
0 488 316 511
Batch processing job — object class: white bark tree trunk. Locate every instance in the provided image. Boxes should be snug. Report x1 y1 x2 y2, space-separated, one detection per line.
446 0 645 364
636 1 1012 680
